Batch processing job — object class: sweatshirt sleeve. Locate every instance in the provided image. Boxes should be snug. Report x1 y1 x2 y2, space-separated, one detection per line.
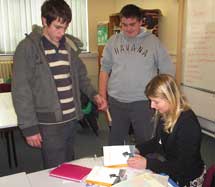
136 121 163 155
154 37 175 76
136 136 162 155
100 36 114 73
12 40 40 137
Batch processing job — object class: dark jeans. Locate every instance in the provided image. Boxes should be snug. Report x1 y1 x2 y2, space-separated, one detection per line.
108 96 154 145
39 120 78 169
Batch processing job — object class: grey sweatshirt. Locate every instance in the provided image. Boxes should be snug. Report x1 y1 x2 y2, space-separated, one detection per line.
101 29 175 102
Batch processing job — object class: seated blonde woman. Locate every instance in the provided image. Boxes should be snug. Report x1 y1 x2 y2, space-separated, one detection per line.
127 74 205 187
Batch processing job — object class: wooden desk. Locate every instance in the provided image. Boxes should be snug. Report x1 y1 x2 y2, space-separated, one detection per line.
0 92 18 168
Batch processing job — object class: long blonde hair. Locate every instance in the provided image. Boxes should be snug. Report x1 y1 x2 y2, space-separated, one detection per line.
145 74 190 133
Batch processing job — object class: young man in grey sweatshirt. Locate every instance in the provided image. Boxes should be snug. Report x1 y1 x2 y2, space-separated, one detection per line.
99 4 175 145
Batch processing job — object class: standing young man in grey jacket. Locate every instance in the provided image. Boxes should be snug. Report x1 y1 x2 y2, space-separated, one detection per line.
99 4 175 145
12 0 106 169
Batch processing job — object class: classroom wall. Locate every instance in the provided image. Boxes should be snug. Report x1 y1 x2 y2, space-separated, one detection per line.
80 53 99 89
88 0 179 56
88 0 116 53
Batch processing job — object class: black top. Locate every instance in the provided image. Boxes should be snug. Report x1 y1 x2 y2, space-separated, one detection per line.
136 109 204 186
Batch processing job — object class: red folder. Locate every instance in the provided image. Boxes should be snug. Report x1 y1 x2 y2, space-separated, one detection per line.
49 163 92 182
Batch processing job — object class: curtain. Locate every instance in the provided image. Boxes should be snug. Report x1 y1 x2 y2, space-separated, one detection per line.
0 0 88 54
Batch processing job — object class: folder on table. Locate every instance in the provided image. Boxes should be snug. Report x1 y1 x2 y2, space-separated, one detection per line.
49 163 92 182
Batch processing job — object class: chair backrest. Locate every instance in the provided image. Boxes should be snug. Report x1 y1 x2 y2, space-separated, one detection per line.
203 165 215 187
212 174 215 187
0 83 11 92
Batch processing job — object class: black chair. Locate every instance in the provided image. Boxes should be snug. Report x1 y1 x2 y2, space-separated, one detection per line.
79 92 99 136
203 165 215 187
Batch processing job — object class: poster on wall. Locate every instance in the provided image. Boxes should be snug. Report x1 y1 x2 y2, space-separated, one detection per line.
97 23 108 46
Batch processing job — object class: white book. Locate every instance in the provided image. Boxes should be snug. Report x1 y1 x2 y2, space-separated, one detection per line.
85 166 124 186
103 145 135 168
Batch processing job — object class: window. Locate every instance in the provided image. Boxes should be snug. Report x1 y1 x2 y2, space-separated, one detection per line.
0 0 88 54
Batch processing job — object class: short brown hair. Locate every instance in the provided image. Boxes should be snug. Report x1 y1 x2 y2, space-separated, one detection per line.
119 4 142 21
41 0 72 26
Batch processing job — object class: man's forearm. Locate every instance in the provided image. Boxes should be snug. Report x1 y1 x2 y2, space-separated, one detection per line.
99 71 109 100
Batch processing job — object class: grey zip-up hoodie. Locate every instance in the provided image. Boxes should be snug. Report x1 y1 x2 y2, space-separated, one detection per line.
101 29 175 103
12 31 97 136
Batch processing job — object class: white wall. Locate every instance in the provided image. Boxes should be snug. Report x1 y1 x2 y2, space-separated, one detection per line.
88 0 115 53
80 53 99 89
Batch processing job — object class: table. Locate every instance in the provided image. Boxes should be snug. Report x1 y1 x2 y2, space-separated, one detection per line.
27 157 178 187
0 92 18 168
0 172 31 187
0 92 17 128
1 157 177 187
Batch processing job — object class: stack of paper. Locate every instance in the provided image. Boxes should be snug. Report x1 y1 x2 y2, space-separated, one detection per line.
49 163 92 182
112 173 167 187
103 145 135 167
85 166 126 186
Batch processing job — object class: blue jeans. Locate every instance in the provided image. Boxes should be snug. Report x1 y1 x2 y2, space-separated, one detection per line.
39 120 78 169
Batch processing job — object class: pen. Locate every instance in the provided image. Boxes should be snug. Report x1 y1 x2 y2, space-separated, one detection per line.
106 108 112 122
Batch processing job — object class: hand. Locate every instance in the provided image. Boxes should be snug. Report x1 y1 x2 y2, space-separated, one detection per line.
26 133 42 148
93 94 108 111
127 154 147 169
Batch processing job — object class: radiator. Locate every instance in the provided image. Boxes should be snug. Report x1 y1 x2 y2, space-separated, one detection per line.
0 61 13 81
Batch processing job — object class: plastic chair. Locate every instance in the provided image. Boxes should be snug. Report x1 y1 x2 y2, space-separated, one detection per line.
0 83 11 92
79 92 99 136
203 165 215 187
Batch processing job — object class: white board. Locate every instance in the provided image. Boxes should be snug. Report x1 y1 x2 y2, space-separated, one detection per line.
181 0 215 130
182 0 215 92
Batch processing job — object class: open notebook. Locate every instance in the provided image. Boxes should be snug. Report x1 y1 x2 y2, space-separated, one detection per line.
103 145 135 168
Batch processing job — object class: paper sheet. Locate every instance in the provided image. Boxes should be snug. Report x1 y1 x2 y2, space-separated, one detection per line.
103 145 135 167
